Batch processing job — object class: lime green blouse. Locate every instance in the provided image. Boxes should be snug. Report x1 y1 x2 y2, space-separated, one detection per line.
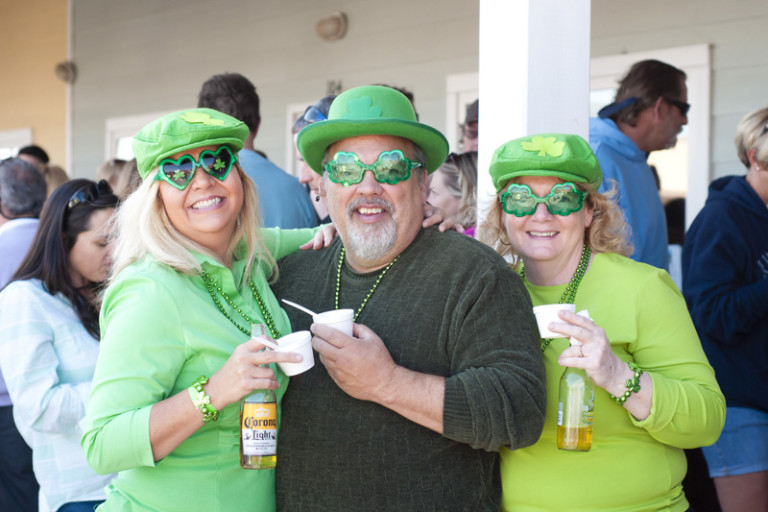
82 228 315 512
501 252 725 512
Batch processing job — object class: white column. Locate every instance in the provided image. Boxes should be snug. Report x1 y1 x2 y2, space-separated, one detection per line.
477 0 592 224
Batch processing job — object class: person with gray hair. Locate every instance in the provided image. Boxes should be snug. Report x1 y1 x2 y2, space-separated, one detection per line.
273 85 545 511
0 157 47 512
0 157 47 286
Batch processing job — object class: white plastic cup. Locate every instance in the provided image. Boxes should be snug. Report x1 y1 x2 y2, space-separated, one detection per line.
275 330 315 376
532 304 576 338
312 308 354 336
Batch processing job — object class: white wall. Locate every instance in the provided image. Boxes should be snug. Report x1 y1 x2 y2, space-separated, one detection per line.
70 0 768 187
70 0 480 177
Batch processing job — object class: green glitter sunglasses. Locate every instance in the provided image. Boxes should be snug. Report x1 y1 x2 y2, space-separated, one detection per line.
500 182 586 217
156 146 237 190
324 149 424 187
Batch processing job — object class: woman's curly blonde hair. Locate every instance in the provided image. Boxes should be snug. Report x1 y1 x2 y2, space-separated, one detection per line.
478 179 633 269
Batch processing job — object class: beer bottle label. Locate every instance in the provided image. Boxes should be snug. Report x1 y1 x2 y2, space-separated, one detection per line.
241 402 277 456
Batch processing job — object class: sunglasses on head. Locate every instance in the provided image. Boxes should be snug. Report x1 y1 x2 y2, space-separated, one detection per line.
663 97 690 116
500 182 586 217
302 105 327 123
67 180 113 211
156 146 237 190
324 149 424 187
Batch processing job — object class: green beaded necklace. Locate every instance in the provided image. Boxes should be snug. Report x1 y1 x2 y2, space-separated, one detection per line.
335 246 398 322
521 244 591 352
202 270 281 339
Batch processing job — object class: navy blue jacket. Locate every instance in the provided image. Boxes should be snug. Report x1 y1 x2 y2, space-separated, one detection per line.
682 175 768 412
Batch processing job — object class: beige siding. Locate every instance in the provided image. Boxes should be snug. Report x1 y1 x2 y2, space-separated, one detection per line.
0 0 68 167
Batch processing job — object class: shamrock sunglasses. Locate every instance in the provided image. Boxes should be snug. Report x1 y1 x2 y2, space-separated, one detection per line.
500 182 586 217
324 149 424 186
155 146 238 190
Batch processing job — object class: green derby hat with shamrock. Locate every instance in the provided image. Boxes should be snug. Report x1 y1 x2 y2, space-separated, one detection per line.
297 85 449 175
489 133 603 193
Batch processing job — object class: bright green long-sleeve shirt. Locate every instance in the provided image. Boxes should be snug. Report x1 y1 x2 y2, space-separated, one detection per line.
501 252 725 512
82 228 315 512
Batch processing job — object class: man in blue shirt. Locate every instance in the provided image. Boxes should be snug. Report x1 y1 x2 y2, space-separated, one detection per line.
198 73 318 229
590 59 689 270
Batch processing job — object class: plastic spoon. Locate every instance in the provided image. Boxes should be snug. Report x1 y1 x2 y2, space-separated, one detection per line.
281 299 318 317
256 336 280 350
250 324 281 350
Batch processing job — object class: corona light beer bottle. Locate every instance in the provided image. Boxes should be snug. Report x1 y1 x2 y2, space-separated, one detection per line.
240 324 277 469
556 310 594 451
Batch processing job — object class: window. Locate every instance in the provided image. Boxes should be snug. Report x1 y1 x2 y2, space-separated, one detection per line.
105 111 174 162
0 128 33 160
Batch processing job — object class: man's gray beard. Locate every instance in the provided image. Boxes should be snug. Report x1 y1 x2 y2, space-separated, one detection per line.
343 198 397 262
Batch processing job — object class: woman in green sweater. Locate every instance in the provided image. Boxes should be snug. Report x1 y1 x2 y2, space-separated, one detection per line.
480 133 725 512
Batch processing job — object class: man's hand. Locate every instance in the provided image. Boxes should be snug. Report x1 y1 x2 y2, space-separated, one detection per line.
310 322 398 403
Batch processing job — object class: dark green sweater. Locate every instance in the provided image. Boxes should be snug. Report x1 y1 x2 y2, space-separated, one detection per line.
273 227 545 511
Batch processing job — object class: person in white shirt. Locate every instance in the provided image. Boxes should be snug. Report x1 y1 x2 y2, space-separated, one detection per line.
0 178 118 512
0 157 47 512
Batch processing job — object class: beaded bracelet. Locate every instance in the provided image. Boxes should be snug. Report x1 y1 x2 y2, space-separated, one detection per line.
188 375 219 422
609 362 643 405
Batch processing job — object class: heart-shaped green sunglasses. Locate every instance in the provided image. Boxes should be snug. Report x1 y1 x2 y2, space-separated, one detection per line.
155 146 237 190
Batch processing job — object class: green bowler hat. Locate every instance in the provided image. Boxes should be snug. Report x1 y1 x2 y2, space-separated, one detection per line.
132 108 249 180
489 133 602 193
297 85 449 175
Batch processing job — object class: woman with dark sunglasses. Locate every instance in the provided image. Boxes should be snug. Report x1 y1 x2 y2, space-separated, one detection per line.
0 179 119 512
479 133 724 512
80 108 335 512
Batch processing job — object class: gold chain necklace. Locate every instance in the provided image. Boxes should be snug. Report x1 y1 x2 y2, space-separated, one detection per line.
520 245 591 352
202 270 281 339
335 246 398 322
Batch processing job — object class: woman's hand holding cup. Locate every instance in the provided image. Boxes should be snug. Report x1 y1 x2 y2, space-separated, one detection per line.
205 336 303 410
551 310 626 391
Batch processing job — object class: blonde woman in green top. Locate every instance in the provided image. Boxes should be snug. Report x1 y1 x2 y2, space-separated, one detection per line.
81 108 332 512
480 133 725 512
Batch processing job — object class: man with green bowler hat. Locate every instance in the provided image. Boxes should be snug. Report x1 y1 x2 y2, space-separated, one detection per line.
272 85 546 510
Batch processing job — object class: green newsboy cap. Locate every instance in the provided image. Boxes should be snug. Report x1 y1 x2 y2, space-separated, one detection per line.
132 108 249 179
297 85 449 175
489 133 602 193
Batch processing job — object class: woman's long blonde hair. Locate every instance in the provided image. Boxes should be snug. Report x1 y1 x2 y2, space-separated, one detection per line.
478 179 633 269
108 164 274 285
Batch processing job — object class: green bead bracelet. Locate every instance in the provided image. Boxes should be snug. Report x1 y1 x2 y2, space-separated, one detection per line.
188 375 219 422
609 362 643 405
